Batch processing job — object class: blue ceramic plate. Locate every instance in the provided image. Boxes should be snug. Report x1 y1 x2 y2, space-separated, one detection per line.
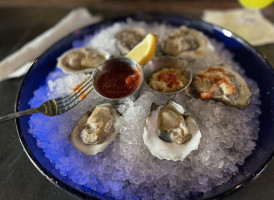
16 13 274 200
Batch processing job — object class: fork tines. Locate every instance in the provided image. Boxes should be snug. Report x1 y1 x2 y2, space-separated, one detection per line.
56 74 93 113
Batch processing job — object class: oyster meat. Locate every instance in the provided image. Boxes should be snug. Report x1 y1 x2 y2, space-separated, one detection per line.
185 66 252 109
115 28 146 55
57 47 111 74
70 103 120 155
160 26 215 60
143 100 201 161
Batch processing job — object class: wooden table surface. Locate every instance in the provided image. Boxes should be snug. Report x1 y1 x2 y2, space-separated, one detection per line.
0 4 273 200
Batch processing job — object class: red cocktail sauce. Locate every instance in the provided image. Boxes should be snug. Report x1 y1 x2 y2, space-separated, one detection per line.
96 64 142 98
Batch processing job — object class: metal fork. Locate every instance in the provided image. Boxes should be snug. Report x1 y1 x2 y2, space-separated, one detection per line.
0 73 93 123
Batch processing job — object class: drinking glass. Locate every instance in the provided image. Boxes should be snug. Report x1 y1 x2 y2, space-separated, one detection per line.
237 0 273 40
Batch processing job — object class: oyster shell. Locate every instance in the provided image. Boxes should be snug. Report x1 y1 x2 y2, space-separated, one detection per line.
70 103 120 155
160 26 215 60
185 66 252 109
57 47 111 74
143 100 201 161
115 28 146 55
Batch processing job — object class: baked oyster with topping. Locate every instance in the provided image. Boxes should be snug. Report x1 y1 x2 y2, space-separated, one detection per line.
185 66 252 109
57 47 111 74
143 100 201 161
115 28 146 55
70 103 120 155
160 26 215 60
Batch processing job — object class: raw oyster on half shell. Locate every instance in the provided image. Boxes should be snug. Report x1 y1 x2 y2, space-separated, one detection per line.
70 103 120 155
57 47 111 74
143 100 201 161
115 28 146 55
185 66 252 109
160 26 215 60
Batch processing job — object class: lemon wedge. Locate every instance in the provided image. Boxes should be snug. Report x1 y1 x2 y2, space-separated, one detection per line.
126 33 157 65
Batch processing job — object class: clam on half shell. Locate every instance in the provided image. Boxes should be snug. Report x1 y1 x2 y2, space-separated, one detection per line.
185 66 252 109
57 47 111 74
143 100 201 161
160 26 215 60
70 103 120 155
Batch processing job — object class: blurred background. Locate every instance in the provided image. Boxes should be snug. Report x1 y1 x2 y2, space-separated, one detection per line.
0 0 273 16
0 0 274 200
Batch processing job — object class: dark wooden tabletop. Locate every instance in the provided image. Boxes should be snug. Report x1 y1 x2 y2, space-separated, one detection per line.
0 4 274 200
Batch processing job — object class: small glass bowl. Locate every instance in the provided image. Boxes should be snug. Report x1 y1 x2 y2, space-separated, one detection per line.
143 56 192 95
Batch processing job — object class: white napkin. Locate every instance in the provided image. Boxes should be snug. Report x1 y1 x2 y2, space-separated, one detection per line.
0 7 101 82
202 8 274 46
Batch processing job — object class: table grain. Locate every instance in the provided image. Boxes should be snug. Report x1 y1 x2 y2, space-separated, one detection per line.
0 7 273 200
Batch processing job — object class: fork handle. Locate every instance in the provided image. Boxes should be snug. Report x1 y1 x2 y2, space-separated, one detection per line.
0 108 39 123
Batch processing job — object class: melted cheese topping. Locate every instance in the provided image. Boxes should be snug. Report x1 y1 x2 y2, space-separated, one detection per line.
195 67 237 100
